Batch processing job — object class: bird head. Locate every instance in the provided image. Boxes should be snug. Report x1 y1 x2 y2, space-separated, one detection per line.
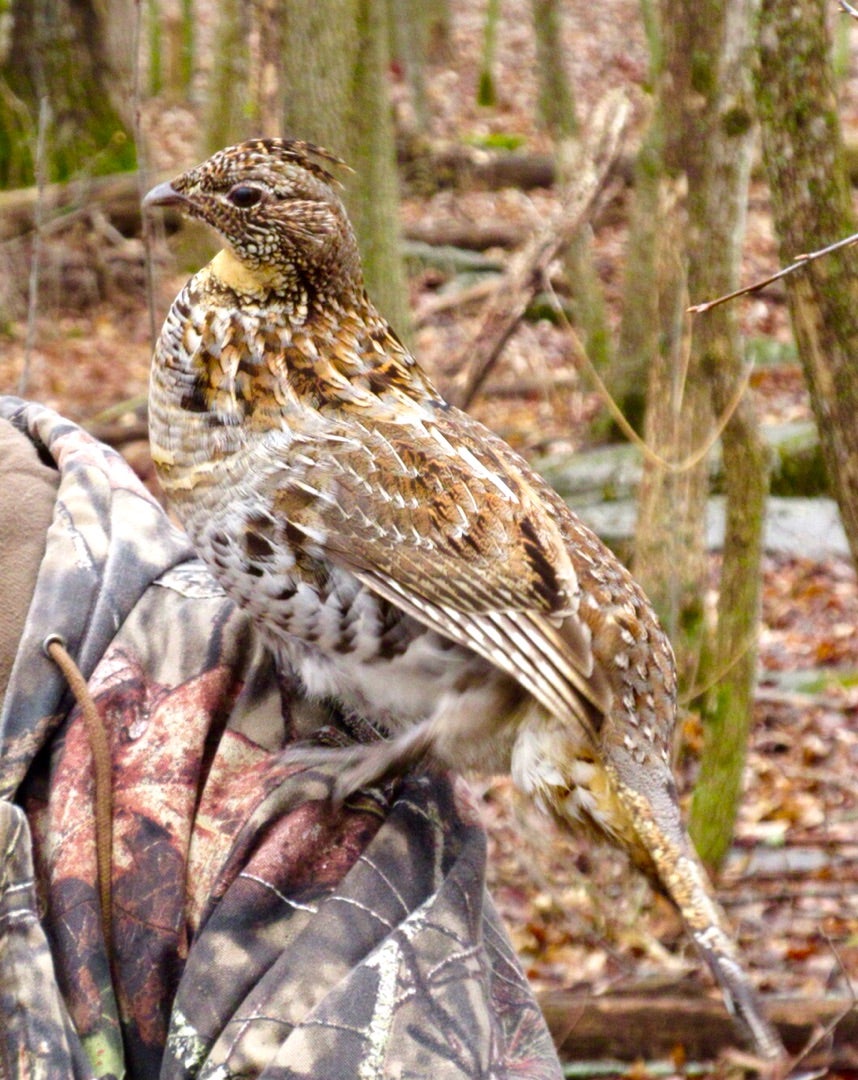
143 138 362 299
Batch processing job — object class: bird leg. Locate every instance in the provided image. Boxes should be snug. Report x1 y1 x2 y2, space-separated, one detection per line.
613 775 787 1066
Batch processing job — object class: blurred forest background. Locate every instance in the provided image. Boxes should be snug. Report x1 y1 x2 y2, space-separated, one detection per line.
2 0 858 1072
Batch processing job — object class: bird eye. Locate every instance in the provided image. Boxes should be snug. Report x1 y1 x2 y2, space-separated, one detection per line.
227 184 264 208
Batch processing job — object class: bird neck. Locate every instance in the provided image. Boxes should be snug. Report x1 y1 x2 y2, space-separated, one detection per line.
201 252 441 412
210 241 375 312
208 248 274 298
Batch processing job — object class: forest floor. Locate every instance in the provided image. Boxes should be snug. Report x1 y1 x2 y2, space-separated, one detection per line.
2 1 858 1076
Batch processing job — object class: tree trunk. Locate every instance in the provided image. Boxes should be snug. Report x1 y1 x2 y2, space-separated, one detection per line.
528 1 614 379
631 0 766 874
755 0 858 569
254 0 283 138
686 0 767 872
387 0 432 136
203 0 251 153
0 0 136 187
530 0 577 140
630 3 712 681
163 0 195 103
281 0 411 336
477 0 501 107
147 0 164 97
605 128 660 437
602 0 661 438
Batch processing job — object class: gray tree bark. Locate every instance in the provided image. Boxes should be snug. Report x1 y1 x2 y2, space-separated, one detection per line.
755 0 858 569
627 0 766 870
280 0 411 336
686 0 767 871
0 0 135 187
203 0 251 154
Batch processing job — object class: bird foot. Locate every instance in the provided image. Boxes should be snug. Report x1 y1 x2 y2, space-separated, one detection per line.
692 929 785 1065
285 718 437 809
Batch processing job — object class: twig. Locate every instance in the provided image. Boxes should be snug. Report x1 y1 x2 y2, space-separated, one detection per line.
688 230 858 314
19 96 50 397
779 932 858 1079
838 0 858 18
679 625 760 705
448 89 630 410
415 276 498 324
544 274 755 476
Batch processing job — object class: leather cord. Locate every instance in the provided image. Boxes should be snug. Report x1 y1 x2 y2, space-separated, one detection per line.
43 635 113 947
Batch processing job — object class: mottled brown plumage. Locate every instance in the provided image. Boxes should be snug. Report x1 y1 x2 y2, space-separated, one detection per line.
144 138 783 1063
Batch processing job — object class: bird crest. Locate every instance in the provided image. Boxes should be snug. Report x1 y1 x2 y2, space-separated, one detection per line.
201 137 349 191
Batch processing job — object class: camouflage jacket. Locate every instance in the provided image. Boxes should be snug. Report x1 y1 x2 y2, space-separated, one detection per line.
0 397 562 1080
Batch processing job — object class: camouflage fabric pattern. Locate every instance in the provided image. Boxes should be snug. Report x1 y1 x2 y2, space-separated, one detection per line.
0 397 562 1079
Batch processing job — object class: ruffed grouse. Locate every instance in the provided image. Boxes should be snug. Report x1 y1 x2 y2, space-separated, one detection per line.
144 138 783 1062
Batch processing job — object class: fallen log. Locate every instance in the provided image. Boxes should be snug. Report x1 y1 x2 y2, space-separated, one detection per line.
533 420 828 508
538 991 857 1068
0 171 171 242
400 138 637 194
400 141 556 192
403 218 524 251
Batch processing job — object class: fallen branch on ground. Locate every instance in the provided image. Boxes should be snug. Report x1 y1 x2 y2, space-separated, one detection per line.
539 991 857 1068
447 90 630 410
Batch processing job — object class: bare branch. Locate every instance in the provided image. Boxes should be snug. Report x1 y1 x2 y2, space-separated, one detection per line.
779 932 857 1080
688 230 858 314
838 0 858 18
448 89 630 410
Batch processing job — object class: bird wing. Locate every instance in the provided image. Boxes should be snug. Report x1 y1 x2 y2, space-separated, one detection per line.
265 406 612 744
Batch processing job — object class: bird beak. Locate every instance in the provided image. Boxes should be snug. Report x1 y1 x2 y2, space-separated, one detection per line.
142 180 188 210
